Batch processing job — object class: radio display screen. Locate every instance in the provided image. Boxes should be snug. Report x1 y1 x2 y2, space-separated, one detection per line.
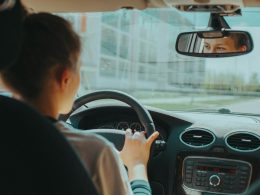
197 165 237 174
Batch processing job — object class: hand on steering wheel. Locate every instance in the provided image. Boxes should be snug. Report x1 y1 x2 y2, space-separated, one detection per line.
119 129 159 181
120 129 159 168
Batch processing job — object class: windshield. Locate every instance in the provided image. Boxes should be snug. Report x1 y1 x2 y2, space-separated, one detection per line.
57 8 260 114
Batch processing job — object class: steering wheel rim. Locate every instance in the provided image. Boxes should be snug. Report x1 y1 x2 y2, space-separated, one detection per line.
60 90 156 137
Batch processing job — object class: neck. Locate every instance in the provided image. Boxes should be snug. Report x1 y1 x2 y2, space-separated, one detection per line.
14 93 59 119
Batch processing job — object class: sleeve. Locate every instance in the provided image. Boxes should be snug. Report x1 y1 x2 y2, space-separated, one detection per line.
55 122 152 195
93 144 134 195
130 180 152 195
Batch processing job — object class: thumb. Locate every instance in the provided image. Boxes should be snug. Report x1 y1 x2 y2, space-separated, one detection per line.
146 131 159 148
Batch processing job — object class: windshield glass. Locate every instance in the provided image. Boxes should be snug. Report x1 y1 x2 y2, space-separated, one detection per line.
57 8 260 114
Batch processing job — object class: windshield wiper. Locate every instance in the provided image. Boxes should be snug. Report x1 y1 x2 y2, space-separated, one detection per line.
189 108 260 117
190 108 231 114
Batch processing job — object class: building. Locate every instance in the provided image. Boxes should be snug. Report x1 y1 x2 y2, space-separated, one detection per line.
59 9 206 93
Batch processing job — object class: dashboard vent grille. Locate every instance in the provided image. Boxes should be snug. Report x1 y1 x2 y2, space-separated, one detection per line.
226 133 260 151
180 129 215 147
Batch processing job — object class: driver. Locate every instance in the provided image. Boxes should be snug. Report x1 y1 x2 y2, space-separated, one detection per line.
0 12 159 195
203 33 248 53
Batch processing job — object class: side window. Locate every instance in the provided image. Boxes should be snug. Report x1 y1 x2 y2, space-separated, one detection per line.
0 88 12 97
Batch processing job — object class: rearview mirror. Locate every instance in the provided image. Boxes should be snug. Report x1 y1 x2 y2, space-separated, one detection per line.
176 30 253 57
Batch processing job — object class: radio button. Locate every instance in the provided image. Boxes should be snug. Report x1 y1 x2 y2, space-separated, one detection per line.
209 175 221 187
226 175 235 180
196 172 202 176
201 178 206 182
241 166 249 171
186 169 192 174
195 182 201 186
186 178 192 183
201 172 207 177
187 165 193 169
203 182 209 187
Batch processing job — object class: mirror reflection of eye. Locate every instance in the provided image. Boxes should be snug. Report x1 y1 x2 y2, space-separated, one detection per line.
216 47 227 53
204 43 210 50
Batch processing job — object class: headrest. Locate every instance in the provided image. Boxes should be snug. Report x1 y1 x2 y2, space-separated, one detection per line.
0 95 98 195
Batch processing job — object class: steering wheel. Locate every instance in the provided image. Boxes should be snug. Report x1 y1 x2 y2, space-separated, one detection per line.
61 90 156 150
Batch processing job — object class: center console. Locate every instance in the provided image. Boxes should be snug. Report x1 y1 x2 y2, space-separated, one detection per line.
182 156 252 194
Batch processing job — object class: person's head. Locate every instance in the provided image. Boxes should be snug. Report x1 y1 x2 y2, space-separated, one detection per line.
1 12 81 115
203 33 247 53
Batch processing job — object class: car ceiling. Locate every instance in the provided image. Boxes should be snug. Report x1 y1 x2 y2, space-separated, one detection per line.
21 0 147 12
22 0 260 13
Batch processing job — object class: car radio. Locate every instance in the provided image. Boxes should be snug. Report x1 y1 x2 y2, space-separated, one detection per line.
182 156 252 194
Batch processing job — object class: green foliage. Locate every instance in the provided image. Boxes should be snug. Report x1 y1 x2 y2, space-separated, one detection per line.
203 72 260 92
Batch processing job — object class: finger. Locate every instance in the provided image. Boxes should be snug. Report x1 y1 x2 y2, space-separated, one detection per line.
138 131 146 140
140 131 147 139
132 131 141 139
140 131 146 136
146 131 160 147
125 128 133 138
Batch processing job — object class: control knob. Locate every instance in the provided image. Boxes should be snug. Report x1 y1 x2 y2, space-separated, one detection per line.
209 175 220 187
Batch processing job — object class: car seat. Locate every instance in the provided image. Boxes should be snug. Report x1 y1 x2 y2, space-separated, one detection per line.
0 95 98 195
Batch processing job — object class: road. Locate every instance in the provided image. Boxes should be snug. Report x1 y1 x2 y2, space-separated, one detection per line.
223 98 260 114
139 95 260 114
139 95 236 104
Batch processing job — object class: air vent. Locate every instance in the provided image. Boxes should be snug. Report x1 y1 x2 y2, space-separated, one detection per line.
226 133 260 152
180 128 215 147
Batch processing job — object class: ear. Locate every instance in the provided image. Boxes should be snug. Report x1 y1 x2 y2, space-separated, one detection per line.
240 45 247 52
59 68 72 91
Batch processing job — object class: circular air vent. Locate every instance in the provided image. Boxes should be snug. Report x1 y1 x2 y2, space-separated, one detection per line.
226 132 260 152
180 128 215 148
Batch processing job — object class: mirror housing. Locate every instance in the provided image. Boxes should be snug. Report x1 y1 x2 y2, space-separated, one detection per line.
176 30 253 57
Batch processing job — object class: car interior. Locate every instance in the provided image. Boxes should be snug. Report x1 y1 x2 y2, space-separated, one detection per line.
1 0 260 195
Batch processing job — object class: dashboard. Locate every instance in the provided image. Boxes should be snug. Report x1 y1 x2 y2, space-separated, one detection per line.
69 105 260 195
